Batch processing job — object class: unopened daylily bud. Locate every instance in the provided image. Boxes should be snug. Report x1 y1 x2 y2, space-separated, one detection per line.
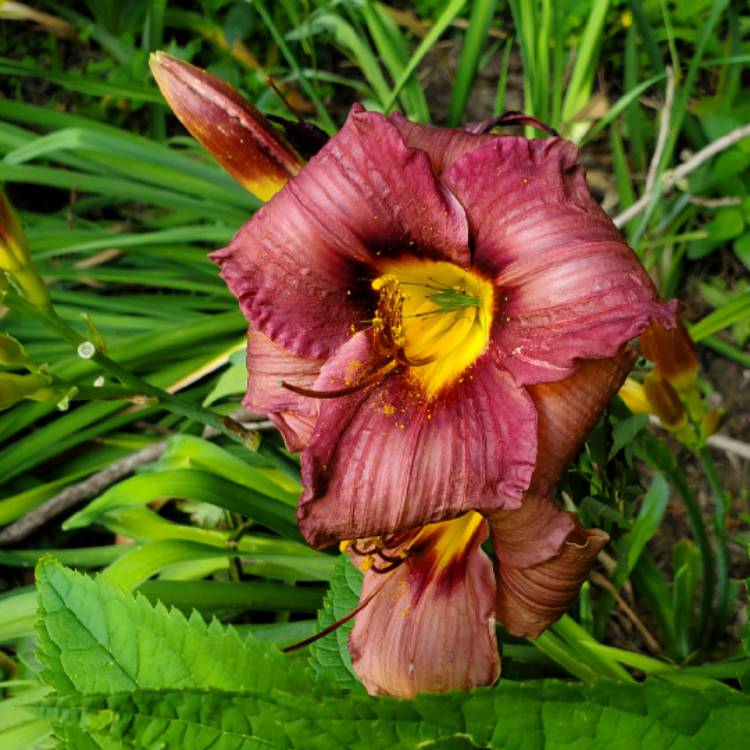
0 189 28 273
0 332 27 366
0 191 51 307
640 320 698 394
643 372 686 430
149 52 303 201
699 407 723 440
618 378 652 415
0 371 51 411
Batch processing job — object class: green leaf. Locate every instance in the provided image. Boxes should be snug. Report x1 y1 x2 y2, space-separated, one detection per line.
609 414 650 460
33 679 750 750
309 555 364 688
623 472 670 578
63 468 300 540
34 557 304 697
689 291 750 342
0 685 52 750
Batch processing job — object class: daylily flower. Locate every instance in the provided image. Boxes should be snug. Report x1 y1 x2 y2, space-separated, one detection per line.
347 353 631 697
211 105 676 549
151 56 676 548
152 58 679 697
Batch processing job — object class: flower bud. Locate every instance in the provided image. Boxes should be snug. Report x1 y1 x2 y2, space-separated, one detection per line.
640 320 698 394
699 406 723 440
0 189 28 273
618 378 651 415
643 371 686 430
0 371 51 411
149 52 303 201
0 191 50 307
0 332 27 366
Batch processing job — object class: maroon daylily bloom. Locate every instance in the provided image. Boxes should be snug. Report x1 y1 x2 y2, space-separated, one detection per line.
213 104 676 549
347 352 632 697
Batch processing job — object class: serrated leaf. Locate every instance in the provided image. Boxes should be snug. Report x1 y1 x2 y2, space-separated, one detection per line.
35 558 306 697
33 679 750 750
309 555 363 688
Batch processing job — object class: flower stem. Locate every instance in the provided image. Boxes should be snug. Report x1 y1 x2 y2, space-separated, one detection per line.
698 445 731 641
664 463 715 648
4 291 255 448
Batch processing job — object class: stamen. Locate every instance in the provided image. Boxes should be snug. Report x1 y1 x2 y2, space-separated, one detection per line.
282 576 389 653
395 348 437 368
282 359 398 399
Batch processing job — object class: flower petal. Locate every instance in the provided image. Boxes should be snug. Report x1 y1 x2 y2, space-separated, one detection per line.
487 493 574 569
444 137 677 384
527 350 636 495
349 513 500 698
297 331 536 548
244 329 323 451
388 113 495 175
212 105 470 361
495 522 609 638
149 52 302 200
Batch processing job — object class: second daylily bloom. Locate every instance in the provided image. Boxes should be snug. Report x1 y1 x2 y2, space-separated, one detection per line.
347 353 631 697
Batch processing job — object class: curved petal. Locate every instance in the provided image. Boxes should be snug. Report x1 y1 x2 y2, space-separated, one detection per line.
388 113 496 176
527 350 636 495
349 513 499 698
212 105 470 361
444 137 677 384
243 329 323 451
488 353 633 570
297 331 537 548
495 522 609 638
487 493 574 569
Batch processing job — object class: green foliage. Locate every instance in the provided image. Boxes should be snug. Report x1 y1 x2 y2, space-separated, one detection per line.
29 559 750 749
309 554 363 688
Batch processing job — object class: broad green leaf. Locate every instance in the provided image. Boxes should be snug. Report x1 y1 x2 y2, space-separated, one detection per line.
309 555 364 688
35 558 305 697
33 679 750 750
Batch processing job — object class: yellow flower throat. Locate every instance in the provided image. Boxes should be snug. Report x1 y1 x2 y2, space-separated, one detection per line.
371 259 494 397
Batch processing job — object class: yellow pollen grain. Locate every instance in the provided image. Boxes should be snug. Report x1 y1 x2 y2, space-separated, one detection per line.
382 404 396 416
361 556 374 572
